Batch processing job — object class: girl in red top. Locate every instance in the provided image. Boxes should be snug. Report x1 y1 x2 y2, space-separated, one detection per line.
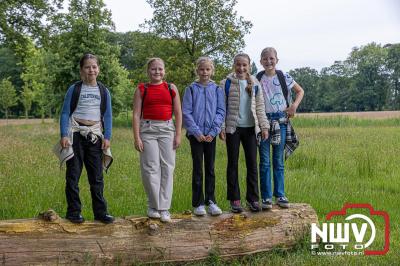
132 58 182 223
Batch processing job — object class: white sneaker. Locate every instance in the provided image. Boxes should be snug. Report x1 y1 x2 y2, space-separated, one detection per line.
207 202 222 216
147 208 160 219
193 205 206 216
160 210 171 223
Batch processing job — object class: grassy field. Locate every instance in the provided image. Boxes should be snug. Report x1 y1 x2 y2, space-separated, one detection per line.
0 116 399 265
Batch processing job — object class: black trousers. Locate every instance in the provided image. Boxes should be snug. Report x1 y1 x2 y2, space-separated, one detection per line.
226 127 259 202
65 132 108 217
189 136 217 207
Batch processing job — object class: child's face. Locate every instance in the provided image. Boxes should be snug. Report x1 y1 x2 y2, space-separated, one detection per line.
80 58 99 84
197 62 213 83
260 52 278 72
234 56 249 78
148 60 165 83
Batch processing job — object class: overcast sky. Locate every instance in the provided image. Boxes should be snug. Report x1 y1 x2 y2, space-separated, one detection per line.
103 0 400 71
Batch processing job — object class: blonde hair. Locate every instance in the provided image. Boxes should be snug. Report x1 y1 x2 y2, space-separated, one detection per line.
146 57 165 76
233 53 253 96
196 56 215 75
260 47 278 60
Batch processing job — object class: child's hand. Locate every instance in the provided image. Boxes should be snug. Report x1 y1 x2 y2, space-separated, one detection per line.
219 130 226 141
60 137 71 148
196 135 206 142
205 135 214 142
285 104 298 118
102 139 111 150
134 137 144 152
173 134 181 150
261 130 269 140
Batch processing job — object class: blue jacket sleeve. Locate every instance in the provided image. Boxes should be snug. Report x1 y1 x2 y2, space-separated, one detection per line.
182 86 202 137
60 85 74 138
208 86 226 137
103 88 112 140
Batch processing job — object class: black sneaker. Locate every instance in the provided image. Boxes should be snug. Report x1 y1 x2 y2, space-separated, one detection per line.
230 200 243 213
261 199 273 210
247 201 261 212
66 214 84 224
276 197 290 208
95 214 115 224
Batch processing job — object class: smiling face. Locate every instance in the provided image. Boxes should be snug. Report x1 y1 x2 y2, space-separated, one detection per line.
260 49 279 75
234 56 250 79
147 59 165 84
80 58 99 85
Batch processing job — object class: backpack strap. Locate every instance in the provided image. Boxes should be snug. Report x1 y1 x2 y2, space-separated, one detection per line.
167 83 174 107
140 83 148 119
256 71 265 82
275 70 289 108
70 81 107 117
224 79 231 109
70 81 83 115
97 81 107 118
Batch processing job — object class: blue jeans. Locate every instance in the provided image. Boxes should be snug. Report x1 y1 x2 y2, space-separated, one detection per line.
259 112 287 199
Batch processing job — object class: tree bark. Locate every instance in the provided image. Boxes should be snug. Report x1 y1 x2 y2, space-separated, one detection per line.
0 203 318 265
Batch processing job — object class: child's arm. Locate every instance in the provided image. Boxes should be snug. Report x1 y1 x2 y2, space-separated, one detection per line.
208 86 226 139
182 86 203 138
132 88 143 152
254 82 270 140
218 79 227 141
286 83 304 118
60 85 74 148
172 84 182 149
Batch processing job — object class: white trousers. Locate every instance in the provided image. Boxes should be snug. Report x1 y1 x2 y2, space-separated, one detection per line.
140 120 175 210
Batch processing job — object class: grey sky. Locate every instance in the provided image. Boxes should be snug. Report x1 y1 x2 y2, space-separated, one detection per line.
103 0 400 71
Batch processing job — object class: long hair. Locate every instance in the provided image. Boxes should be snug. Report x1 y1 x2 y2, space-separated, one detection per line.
233 53 253 96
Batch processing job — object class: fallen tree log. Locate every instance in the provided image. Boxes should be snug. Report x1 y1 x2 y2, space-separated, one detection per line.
0 203 318 265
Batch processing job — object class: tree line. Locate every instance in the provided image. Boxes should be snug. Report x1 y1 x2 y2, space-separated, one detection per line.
0 0 399 119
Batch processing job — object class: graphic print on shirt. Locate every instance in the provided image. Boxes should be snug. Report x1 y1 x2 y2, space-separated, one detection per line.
270 92 284 107
261 72 295 113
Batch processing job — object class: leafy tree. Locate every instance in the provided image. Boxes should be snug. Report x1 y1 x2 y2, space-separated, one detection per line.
0 47 23 89
347 43 388 111
50 0 130 116
251 62 258 75
289 67 319 112
21 40 55 120
0 0 63 58
20 86 34 119
143 0 252 66
385 43 400 109
0 78 18 119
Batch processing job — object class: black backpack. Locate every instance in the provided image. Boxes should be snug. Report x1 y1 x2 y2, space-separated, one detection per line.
256 70 289 108
70 81 107 118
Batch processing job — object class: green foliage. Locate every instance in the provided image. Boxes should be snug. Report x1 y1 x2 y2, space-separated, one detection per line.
0 78 18 119
0 47 23 88
291 42 400 112
0 0 63 58
49 0 130 116
143 0 252 65
21 39 55 119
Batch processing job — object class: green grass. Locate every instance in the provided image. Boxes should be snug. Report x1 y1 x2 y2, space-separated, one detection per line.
0 117 399 265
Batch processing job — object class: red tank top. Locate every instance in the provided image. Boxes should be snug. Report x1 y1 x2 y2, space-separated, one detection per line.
139 82 176 120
